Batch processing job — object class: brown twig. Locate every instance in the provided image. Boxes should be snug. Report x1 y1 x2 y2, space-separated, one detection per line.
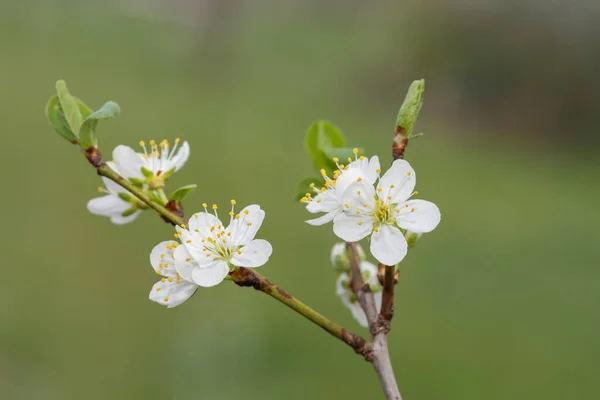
346 242 379 333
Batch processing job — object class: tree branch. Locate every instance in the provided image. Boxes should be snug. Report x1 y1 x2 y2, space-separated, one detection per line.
347 243 402 399
94 158 372 359
379 265 396 330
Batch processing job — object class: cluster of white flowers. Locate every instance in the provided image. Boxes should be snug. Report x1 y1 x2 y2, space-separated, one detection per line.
330 243 381 327
302 150 440 266
149 201 273 307
87 138 190 224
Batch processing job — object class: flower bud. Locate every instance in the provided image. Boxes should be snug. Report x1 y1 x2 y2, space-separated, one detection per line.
330 242 366 272
405 230 423 248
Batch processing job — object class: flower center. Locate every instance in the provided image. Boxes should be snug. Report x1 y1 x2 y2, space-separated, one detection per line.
138 138 181 175
372 199 395 226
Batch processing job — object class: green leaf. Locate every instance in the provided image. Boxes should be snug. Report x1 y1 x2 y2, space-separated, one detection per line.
141 166 154 178
55 80 83 135
407 132 423 140
79 101 121 149
396 79 425 136
160 167 176 182
311 149 337 174
45 96 77 143
169 184 197 202
304 121 345 156
296 177 321 201
75 97 93 119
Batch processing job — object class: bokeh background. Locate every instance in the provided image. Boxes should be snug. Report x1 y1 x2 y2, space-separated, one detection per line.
2 1 599 399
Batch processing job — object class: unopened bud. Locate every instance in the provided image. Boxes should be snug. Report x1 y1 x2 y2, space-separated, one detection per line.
330 242 365 272
405 230 423 248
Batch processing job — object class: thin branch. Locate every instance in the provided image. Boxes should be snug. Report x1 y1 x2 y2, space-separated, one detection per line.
379 265 396 329
346 242 378 332
93 158 372 359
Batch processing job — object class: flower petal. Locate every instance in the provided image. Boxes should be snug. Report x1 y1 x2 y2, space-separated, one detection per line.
349 156 380 183
370 225 408 266
333 212 373 242
335 168 364 203
377 159 416 203
110 210 141 225
231 239 273 268
305 209 340 226
188 212 223 237
191 260 230 287
306 190 338 214
396 199 441 233
150 241 178 277
340 181 376 213
227 204 265 246
174 244 195 282
149 279 198 308
112 145 145 179
171 141 190 172
87 195 129 217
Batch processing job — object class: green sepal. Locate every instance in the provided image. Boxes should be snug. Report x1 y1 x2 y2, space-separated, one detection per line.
129 177 145 188
147 191 164 205
46 95 78 143
118 192 133 202
169 184 197 202
296 177 321 201
304 120 345 156
55 80 83 136
396 79 425 136
141 166 154 178
121 208 138 217
159 167 176 182
79 101 121 149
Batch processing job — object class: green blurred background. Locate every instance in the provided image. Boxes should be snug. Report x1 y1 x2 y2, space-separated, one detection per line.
2 1 599 399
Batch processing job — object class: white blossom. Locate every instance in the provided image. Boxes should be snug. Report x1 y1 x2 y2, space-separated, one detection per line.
336 260 381 327
87 161 142 224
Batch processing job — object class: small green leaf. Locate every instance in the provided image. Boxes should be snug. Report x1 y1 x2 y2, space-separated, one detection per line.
311 149 337 174
296 177 321 201
121 208 138 217
46 96 78 143
160 167 176 182
129 177 145 188
305 121 345 156
407 132 423 140
169 184 197 202
396 79 425 136
56 80 83 135
141 166 154 178
75 97 93 119
118 192 133 202
79 101 121 149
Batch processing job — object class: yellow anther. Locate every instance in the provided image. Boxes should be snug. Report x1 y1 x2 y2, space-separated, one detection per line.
320 169 326 177
227 232 231 236
374 227 379 232
339 164 345 169
407 171 412 176
161 278 166 283
185 257 191 262
387 196 392 200
390 184 395 188
357 190 361 195
229 211 234 216
358 221 363 226
347 157 352 163
210 226 215 232
305 193 311 198
391 218 397 223
206 254 211 257
344 204 349 208
316 199 322 203
194 228 199 233
231 199 237 205
363 204 367 208
212 204 218 210
235 214 241 219
247 222 253 226
160 253 165 259
168 277 173 282
202 203 207 208
356 210 360 214
97 186 103 193
156 287 162 292
411 208 415 213
333 157 339 163
186 240 192 244
357 177 362 182
300 198 307 203
244 210 249 215
164 297 169 302
309 183 315 188
376 168 381 173
237 250 242 255
156 270 161 275
413 191 419 195
139 140 145 146
353 148 359 154
149 140 156 146
405 204 409 208
181 224 186 229
377 187 383 192
175 138 180 143
174 233 179 239
359 156 365 161
194 213 199 218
